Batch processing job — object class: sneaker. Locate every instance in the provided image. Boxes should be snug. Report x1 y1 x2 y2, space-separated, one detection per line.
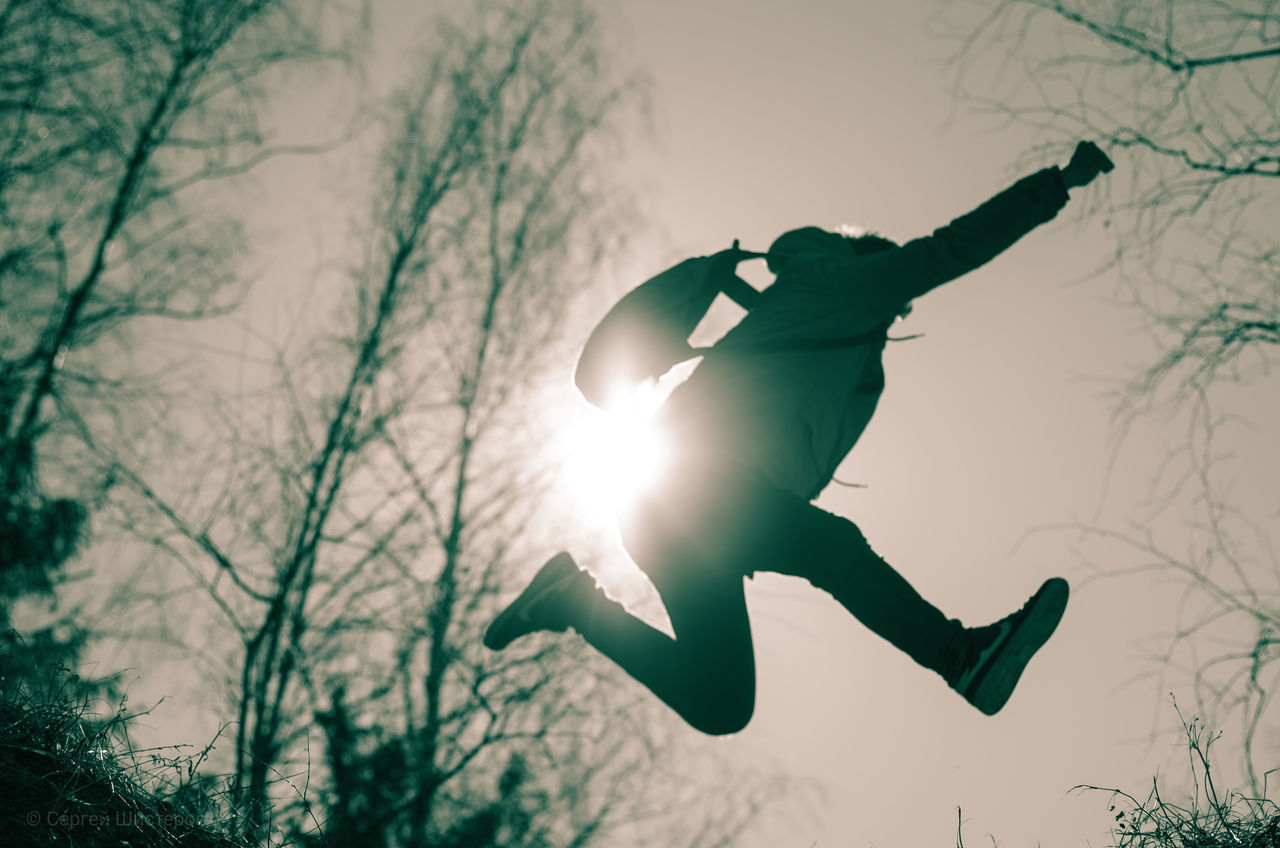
483 552 587 651
951 577 1069 715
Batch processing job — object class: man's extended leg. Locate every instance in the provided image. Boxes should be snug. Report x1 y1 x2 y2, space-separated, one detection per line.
668 465 1067 714
760 503 1068 714
739 494 968 676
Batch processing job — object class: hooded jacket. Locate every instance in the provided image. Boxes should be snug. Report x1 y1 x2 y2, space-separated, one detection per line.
652 167 1071 501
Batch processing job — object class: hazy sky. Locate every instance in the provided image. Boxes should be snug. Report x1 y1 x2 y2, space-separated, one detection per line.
102 1 1277 845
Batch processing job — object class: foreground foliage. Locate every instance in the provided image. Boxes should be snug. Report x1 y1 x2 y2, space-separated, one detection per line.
1 663 249 848
1079 708 1279 848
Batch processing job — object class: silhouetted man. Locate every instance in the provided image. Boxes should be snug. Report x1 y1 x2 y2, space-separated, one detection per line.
484 141 1114 734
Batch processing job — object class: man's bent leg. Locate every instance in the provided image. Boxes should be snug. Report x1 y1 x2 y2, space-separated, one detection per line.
569 559 755 736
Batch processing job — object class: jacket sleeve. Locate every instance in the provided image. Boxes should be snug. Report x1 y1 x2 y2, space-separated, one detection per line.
574 256 720 409
841 167 1070 317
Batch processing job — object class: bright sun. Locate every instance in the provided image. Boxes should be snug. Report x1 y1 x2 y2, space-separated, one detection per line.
557 378 672 527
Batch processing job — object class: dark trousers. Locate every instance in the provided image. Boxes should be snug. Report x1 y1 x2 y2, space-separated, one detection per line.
570 462 966 735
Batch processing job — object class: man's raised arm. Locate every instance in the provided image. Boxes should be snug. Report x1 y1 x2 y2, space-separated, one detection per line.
848 141 1114 317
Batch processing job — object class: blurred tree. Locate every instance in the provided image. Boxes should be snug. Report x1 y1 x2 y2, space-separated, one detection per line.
942 0 1279 791
100 0 781 844
0 0 354 684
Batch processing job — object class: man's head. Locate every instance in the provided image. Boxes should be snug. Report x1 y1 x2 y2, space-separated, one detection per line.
844 232 898 255
765 225 898 271
838 226 911 319
765 225 912 319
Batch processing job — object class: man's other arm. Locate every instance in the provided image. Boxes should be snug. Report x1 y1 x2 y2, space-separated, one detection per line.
843 141 1113 317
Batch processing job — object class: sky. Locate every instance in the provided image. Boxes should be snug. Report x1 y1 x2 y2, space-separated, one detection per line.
89 1 1278 846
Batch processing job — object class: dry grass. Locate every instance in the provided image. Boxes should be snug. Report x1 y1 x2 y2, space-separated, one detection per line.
956 704 1277 848
1074 708 1279 848
1 666 249 848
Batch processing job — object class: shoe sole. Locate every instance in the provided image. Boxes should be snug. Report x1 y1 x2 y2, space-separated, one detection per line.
965 577 1069 715
483 552 579 651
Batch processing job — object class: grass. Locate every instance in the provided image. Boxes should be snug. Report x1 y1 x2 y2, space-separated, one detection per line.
956 703 1277 848
1073 706 1278 848
1 664 250 848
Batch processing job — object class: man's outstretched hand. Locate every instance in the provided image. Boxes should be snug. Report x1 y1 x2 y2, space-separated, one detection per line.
1061 140 1114 189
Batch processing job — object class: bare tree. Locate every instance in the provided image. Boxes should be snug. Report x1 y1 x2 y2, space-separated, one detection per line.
0 0 354 680
942 0 1280 790
92 1 781 844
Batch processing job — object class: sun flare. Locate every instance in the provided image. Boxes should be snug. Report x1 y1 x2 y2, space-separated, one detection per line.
558 379 672 526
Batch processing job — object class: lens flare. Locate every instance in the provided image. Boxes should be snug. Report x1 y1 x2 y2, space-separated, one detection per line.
559 379 670 524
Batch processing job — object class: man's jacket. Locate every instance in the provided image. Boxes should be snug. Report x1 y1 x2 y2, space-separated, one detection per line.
651 167 1071 501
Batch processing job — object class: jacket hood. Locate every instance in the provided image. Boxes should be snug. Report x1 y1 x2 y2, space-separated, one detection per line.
765 227 851 275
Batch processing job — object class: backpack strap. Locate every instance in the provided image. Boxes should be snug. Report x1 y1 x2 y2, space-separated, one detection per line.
720 273 763 310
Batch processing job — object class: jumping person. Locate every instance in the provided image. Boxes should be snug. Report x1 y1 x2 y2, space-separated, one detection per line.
484 141 1115 734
